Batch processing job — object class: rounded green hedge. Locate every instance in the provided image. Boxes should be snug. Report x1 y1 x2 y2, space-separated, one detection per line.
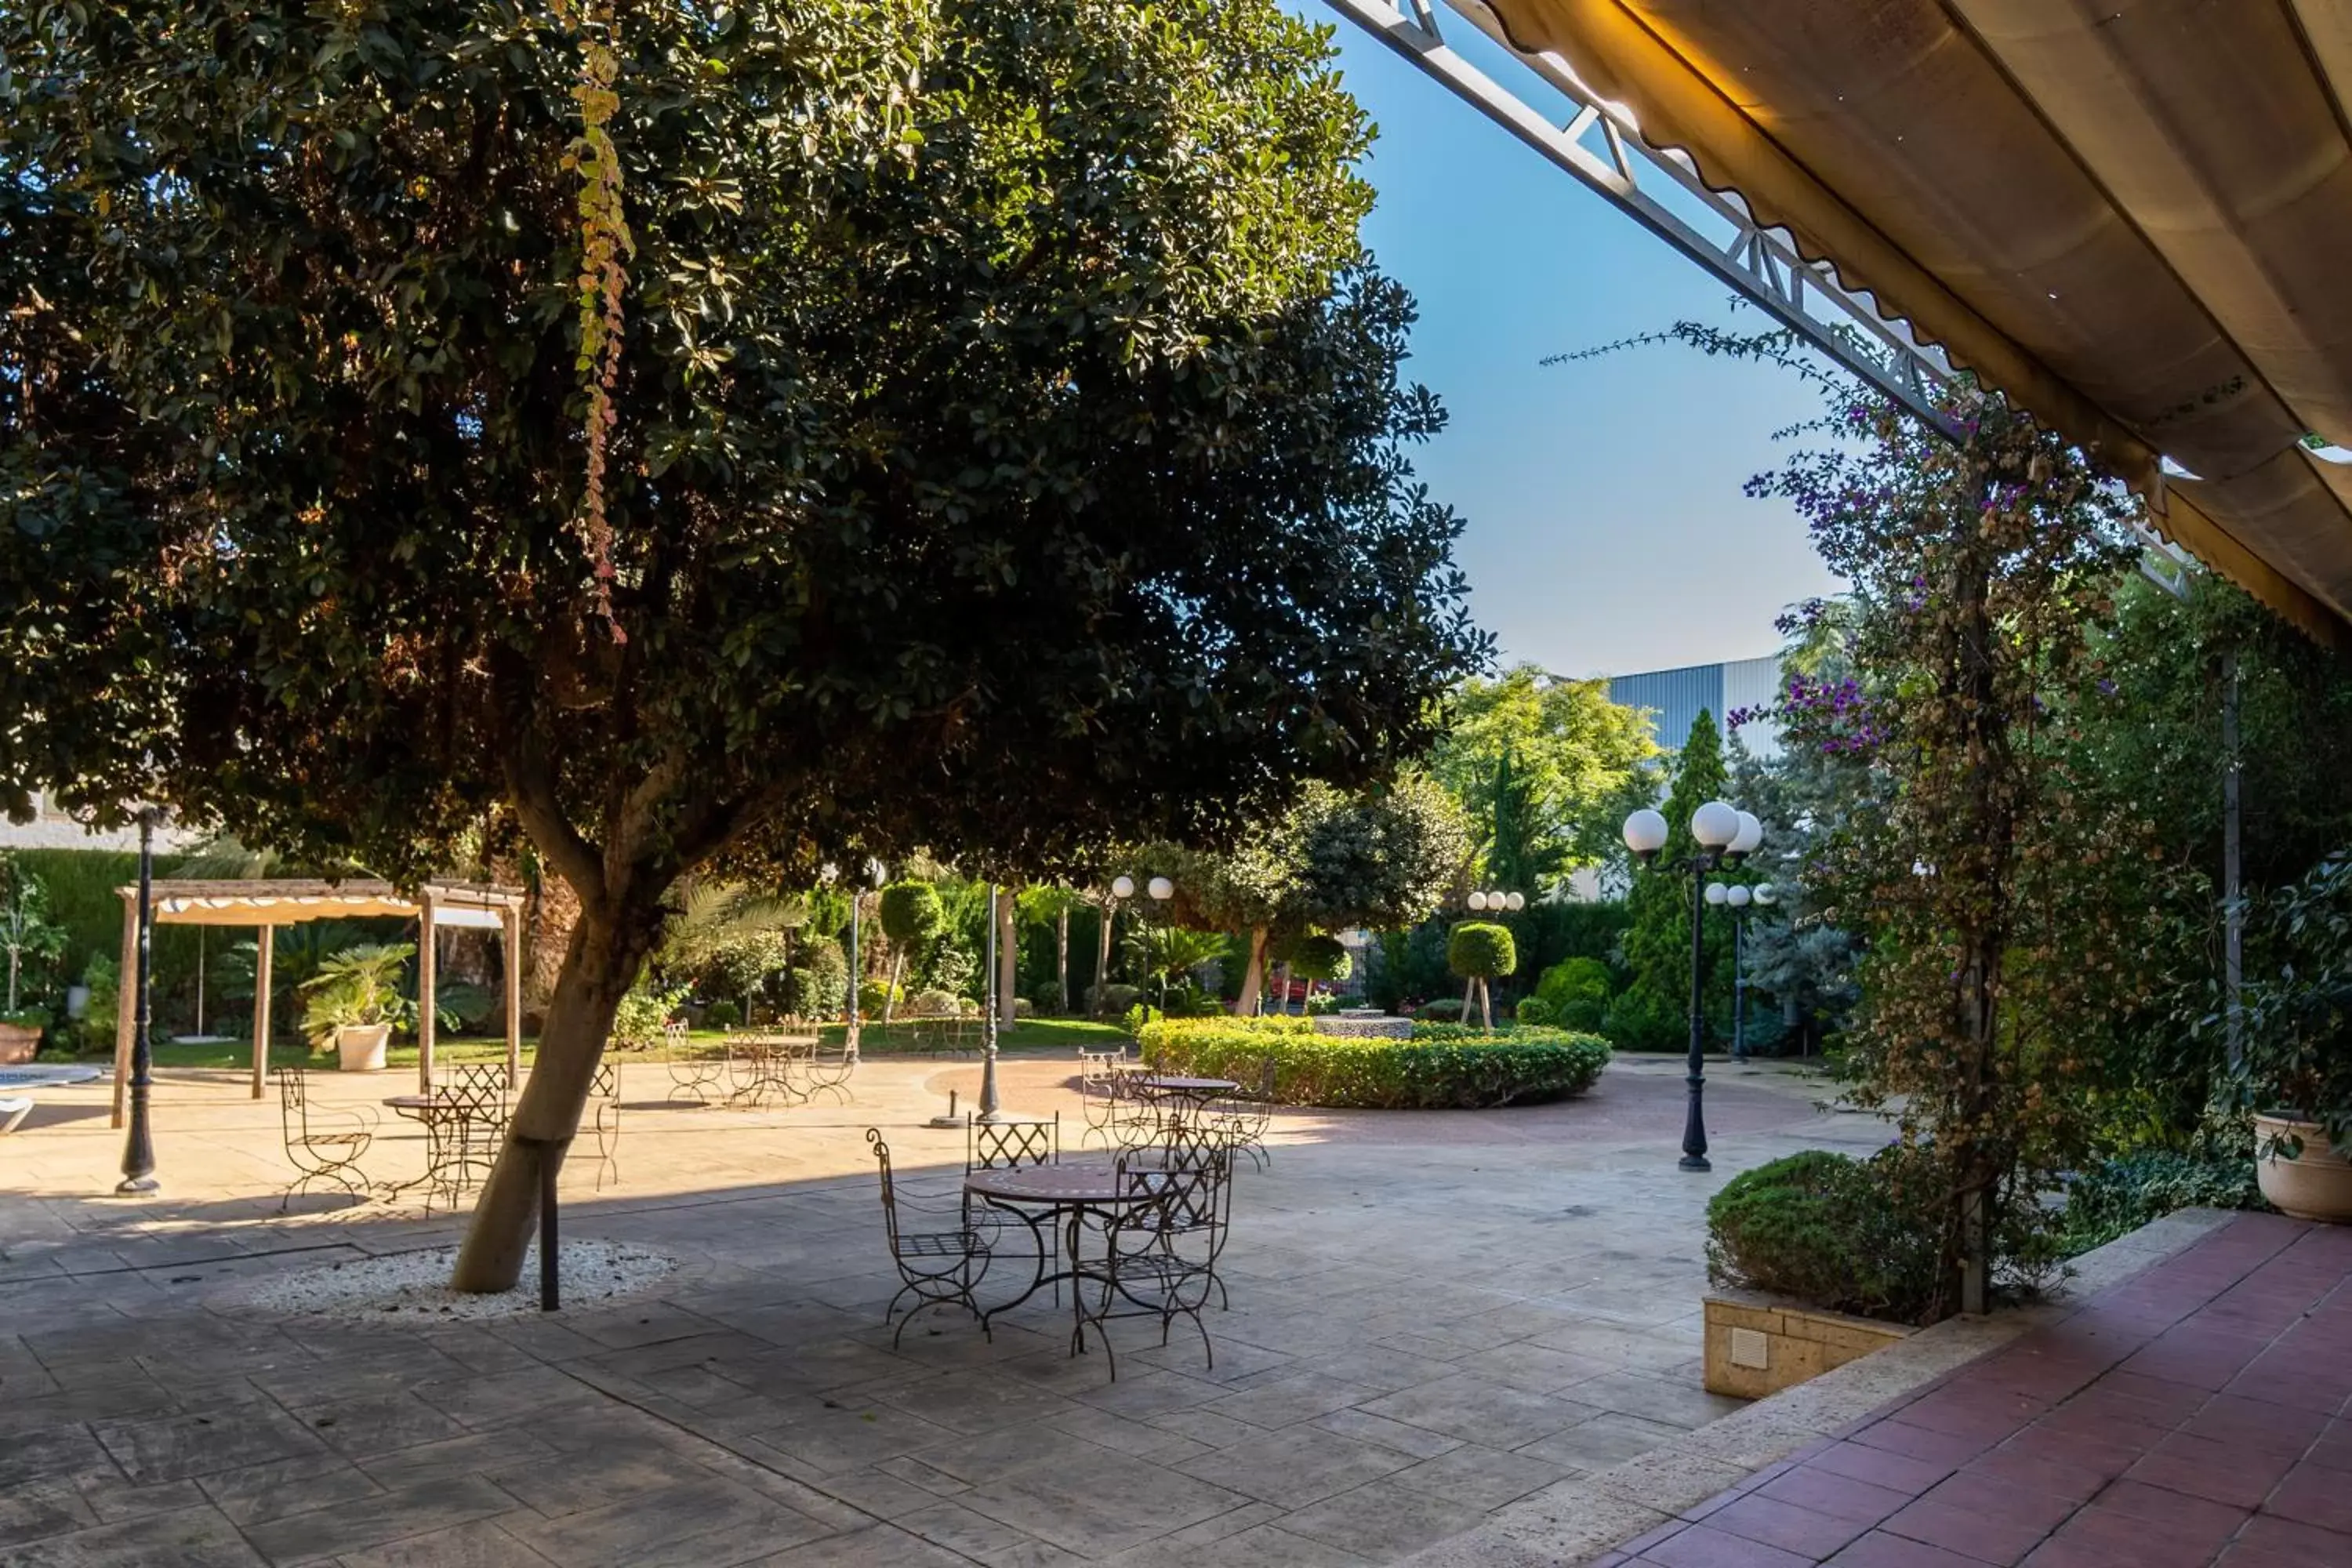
1446 920 1516 979
1139 1017 1609 1109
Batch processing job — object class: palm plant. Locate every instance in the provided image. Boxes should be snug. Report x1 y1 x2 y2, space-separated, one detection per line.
299 942 417 1045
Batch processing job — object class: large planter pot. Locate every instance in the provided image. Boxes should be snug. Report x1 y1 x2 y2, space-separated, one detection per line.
0 1022 38 1065
2255 1112 2352 1223
335 1024 391 1073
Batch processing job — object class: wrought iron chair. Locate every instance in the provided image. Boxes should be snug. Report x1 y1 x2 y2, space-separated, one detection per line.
866 1128 993 1347
276 1066 376 1210
804 1037 857 1104
586 1062 622 1188
967 1110 1059 1172
665 1019 724 1105
448 1061 510 1189
1074 1140 1232 1378
1207 1057 1279 1171
1075 1050 1130 1149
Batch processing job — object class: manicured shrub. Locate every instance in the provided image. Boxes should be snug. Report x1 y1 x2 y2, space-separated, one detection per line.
2059 1151 2265 1254
1705 1149 1944 1324
1536 956 1613 1013
1446 922 1516 982
1140 1018 1609 1109
856 978 902 1018
1558 997 1605 1032
1512 996 1555 1027
1288 934 1352 983
1013 996 1034 1019
1414 999 1466 1022
1089 982 1141 1015
909 987 962 1017
700 999 742 1030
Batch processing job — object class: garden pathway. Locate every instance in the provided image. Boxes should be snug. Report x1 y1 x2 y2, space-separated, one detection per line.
0 1051 1878 1566
1589 1210 2352 1568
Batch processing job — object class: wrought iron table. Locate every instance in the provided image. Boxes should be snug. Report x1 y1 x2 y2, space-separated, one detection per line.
964 1159 1163 1341
1134 1076 1238 1109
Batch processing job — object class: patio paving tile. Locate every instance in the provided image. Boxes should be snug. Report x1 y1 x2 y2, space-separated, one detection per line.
1171 1425 1416 1510
0 1504 269 1567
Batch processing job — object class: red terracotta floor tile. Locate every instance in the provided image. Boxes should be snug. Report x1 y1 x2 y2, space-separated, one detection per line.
1915 1471 2076 1534
2262 1461 2352 1534
2182 1394 2331 1457
2228 1511 2352 1558
1881 1496 2057 1565
1958 1443 2111 1504
1705 1493 1871 1559
2125 1428 2299 1509
1642 1521 1814 1568
1813 1441 1958 1495
1823 1530 1993 1567
2091 1477 2250 1541
1850 1418 1997 1468
1756 1466 1914 1527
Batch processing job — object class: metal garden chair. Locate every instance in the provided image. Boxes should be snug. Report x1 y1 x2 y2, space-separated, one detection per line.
866 1128 993 1347
276 1065 376 1211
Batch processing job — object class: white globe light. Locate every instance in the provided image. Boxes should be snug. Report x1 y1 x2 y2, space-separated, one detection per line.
1730 811 1764 856
1466 890 1490 912
1504 891 1526 912
820 862 840 884
1111 874 1136 899
1622 808 1669 856
1727 884 1753 908
1705 882 1730 906
1692 800 1741 850
867 858 887 887
1147 876 1174 902
1755 884 1780 906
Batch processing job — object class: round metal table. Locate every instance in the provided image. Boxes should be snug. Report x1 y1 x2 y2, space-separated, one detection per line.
964 1160 1162 1339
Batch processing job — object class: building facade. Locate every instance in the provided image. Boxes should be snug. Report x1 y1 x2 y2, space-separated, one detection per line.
1607 653 1785 759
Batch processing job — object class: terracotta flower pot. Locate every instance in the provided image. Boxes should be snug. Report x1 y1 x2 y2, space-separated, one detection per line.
0 1022 38 1065
2255 1112 2352 1224
335 1023 391 1073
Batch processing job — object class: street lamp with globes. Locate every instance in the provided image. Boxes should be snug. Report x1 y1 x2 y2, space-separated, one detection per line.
1623 800 1762 1171
1708 879 1780 1060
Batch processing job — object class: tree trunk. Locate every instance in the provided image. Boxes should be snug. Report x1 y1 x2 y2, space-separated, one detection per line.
1236 926 1268 1014
1478 977 1494 1032
1462 975 1478 1027
996 885 1018 1030
450 898 661 1292
881 951 903 1026
1054 902 1069 1014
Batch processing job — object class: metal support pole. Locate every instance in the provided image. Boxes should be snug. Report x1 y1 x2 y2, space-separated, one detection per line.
1731 911 1747 1062
2223 649 2244 1072
978 884 1004 1123
1682 859 1711 1172
117 811 159 1195
539 1145 560 1312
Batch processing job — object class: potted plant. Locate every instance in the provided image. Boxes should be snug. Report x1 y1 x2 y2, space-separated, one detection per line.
300 942 416 1072
2235 855 2352 1222
0 855 65 1061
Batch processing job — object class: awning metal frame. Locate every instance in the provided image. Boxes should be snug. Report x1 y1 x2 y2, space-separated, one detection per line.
1328 0 2193 594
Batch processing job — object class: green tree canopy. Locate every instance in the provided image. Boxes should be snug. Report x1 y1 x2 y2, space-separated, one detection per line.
1426 665 1660 889
0 0 1486 1287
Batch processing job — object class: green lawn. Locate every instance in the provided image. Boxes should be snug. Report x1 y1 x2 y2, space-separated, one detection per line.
70 1017 1131 1072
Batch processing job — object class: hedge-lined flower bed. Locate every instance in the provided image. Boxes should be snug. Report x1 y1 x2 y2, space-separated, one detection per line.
1138 1017 1610 1109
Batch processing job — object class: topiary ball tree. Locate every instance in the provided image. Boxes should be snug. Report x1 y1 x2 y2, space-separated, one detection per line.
877 882 946 1027
1447 921 1517 1032
1287 933 1352 1009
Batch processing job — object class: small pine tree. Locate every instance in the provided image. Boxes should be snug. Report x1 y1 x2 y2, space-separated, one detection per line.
1612 710 1735 1050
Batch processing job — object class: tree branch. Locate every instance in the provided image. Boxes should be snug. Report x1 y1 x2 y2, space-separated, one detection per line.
490 646 605 910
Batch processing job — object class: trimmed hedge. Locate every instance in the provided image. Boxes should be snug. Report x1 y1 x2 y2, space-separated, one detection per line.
1706 1149 1944 1325
1139 1017 1609 1109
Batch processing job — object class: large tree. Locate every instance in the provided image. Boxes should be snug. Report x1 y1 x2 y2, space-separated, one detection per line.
0 0 1486 1287
1425 664 1660 890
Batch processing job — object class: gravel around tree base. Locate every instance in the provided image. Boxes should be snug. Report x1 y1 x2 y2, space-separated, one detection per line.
233 1240 675 1322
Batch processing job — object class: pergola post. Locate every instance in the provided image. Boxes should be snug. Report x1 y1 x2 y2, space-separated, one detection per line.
111 891 136 1130
250 924 274 1099
416 894 437 1094
502 903 522 1087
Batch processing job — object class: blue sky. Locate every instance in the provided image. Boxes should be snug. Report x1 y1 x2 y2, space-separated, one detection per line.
1311 9 1846 677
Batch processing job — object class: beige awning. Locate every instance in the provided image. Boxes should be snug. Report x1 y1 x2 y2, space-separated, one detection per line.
123 877 525 927
1478 0 2352 644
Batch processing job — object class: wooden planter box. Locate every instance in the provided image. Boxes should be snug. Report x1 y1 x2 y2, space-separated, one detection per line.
1704 1291 1914 1399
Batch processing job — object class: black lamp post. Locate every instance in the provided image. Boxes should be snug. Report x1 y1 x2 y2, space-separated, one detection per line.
117 804 161 1195
834 858 884 1054
1624 801 1762 1171
1708 880 1779 1060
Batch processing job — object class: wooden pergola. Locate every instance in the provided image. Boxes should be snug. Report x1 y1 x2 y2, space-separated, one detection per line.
110 879 528 1127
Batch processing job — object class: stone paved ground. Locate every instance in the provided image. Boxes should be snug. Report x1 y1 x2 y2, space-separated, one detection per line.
0 1051 1882 1566
1592 1212 2352 1568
